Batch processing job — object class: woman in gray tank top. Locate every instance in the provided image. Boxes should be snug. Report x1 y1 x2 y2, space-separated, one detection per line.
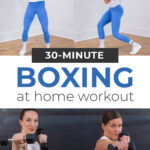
12 109 47 150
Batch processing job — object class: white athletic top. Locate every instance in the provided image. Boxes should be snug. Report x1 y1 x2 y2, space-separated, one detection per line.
100 136 112 142
107 0 121 8
26 143 40 150
29 0 44 2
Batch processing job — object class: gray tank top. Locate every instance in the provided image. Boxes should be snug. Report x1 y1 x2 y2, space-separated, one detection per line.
26 143 40 150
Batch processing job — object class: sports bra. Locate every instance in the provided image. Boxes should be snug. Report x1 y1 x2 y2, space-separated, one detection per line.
26 143 40 150
100 136 112 142
107 0 121 8
28 0 44 2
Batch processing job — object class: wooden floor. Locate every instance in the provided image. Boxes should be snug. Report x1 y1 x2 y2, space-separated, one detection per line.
0 35 74 55
74 33 150 55
0 33 150 55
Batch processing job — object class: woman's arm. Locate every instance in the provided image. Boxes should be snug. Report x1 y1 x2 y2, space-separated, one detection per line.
104 0 111 4
12 133 26 150
95 139 115 150
12 143 25 150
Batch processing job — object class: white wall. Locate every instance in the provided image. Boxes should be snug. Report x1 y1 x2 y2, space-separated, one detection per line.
74 0 111 42
48 0 74 39
0 0 74 42
0 0 26 42
121 0 150 38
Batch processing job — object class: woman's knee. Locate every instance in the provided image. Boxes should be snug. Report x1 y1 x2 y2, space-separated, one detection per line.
23 24 30 34
97 21 104 30
112 32 120 39
42 27 49 36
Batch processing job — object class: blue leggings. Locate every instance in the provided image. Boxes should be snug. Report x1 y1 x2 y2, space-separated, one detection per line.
97 5 130 43
22 1 50 43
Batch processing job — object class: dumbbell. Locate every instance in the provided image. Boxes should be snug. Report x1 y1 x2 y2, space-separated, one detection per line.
108 132 136 150
108 142 136 150
0 134 35 146
36 128 48 150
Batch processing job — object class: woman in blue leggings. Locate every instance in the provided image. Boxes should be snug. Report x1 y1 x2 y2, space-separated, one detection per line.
97 0 141 54
20 0 50 56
